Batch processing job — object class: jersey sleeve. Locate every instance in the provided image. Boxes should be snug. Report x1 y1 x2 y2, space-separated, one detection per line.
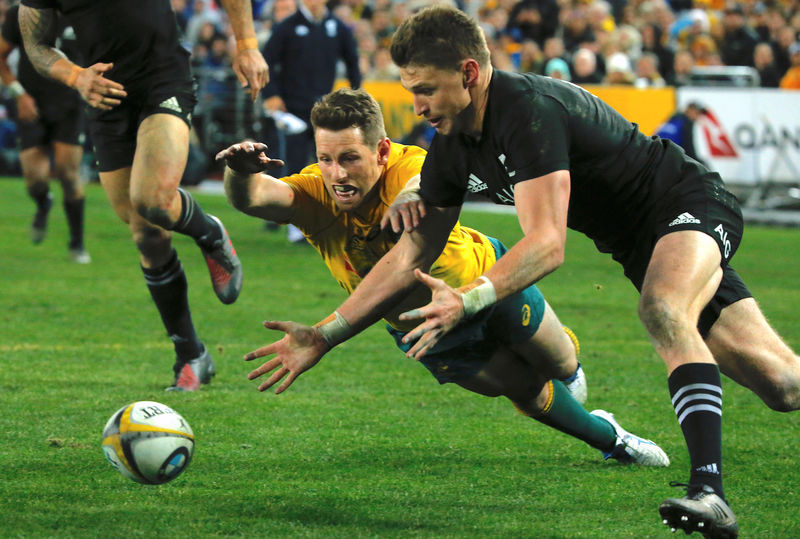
280 169 338 233
1 6 20 46
501 93 570 183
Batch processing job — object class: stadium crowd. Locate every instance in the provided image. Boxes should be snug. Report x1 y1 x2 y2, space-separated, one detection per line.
0 0 798 174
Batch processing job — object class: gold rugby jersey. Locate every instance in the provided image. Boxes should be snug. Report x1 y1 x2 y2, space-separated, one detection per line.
281 142 497 331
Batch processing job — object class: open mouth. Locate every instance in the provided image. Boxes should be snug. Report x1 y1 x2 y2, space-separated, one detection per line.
428 117 443 128
332 184 358 201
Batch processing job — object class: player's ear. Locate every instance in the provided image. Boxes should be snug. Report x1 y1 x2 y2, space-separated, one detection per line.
462 59 480 88
377 138 391 166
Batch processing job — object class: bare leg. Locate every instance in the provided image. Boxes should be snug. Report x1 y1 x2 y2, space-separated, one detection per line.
707 298 800 412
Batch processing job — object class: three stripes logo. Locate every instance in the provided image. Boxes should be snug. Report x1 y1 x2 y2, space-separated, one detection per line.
696 463 720 475
467 174 488 194
668 212 701 227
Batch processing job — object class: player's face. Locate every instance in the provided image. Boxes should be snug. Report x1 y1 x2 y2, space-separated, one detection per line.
315 127 389 211
399 64 472 135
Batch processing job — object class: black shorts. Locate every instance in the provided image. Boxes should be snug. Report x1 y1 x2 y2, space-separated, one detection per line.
88 80 196 172
18 107 85 150
615 174 750 336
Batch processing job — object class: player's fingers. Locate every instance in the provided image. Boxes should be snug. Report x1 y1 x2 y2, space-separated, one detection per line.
247 357 281 378
275 371 299 394
398 306 429 321
250 84 260 102
244 341 278 361
263 320 290 332
266 158 285 168
257 367 287 391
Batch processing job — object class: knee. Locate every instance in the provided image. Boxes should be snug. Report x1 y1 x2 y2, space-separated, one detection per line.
135 202 173 229
638 294 684 342
27 180 49 198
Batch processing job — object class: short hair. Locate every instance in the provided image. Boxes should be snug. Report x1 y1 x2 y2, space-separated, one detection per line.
390 5 490 71
310 88 386 149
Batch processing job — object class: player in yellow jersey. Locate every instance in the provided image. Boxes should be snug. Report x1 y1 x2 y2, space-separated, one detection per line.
218 88 669 466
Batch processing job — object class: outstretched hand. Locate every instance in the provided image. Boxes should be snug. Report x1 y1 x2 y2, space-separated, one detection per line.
215 141 285 174
397 269 465 359
244 320 330 394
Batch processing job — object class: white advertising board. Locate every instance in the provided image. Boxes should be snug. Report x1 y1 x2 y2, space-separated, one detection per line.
677 88 800 186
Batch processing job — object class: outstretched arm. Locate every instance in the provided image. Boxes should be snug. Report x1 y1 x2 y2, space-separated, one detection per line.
217 141 292 222
245 203 461 393
218 0 269 100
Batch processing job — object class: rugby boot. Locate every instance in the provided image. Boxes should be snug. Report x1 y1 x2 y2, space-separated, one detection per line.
69 247 91 264
561 326 586 405
659 482 738 538
30 192 53 244
198 215 242 304
590 409 670 467
166 347 216 392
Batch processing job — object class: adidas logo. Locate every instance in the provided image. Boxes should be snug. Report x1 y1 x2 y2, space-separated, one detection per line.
467 174 488 193
158 96 182 113
668 212 701 227
696 463 720 474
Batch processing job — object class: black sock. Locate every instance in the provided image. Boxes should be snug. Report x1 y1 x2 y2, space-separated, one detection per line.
142 249 203 361
172 187 221 248
29 183 51 213
64 198 85 250
668 363 724 498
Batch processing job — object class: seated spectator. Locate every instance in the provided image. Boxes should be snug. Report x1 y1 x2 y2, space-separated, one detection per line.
572 47 603 84
603 52 636 84
668 49 695 87
635 52 666 87
779 42 800 89
365 47 400 80
544 57 571 80
754 42 781 87
561 8 595 53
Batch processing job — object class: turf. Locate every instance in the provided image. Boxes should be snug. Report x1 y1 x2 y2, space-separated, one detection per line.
1 178 798 538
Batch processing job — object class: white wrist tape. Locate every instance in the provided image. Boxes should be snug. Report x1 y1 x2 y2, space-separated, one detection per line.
8 81 25 98
461 276 497 318
316 310 352 349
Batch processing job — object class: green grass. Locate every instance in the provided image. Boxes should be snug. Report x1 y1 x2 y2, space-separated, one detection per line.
0 177 798 538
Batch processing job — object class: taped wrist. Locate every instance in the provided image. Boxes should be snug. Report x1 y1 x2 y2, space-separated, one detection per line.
461 276 496 318
316 310 352 349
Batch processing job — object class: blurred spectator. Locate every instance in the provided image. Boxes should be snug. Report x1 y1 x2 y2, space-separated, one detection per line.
540 36 567 74
721 5 759 67
655 102 707 164
754 42 781 87
604 51 636 84
668 50 696 87
561 8 595 53
544 57 571 80
779 42 800 89
635 52 666 87
366 46 400 80
186 0 222 46
572 47 602 84
518 39 544 73
172 0 191 34
371 9 395 48
641 23 674 83
506 0 560 47
772 25 798 76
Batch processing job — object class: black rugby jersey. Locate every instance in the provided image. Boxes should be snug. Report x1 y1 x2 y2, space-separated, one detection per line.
420 69 707 253
2 5 81 118
21 0 191 92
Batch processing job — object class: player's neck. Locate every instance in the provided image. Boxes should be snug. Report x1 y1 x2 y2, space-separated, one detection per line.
467 66 493 138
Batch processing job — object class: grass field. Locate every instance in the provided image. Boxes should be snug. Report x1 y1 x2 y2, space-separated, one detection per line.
1 177 798 538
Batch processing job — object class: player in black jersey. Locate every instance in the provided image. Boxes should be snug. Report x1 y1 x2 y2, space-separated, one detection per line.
0 5 89 263
18 0 269 391
239 5 799 538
